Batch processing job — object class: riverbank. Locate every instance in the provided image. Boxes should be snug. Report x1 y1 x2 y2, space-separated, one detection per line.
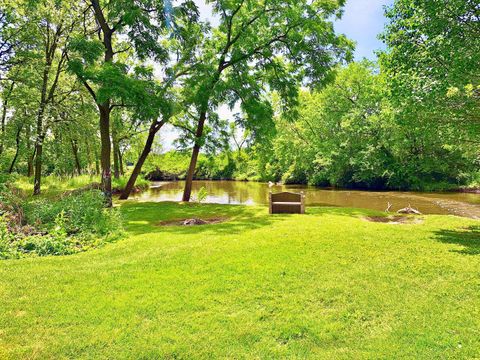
146 169 480 194
458 187 480 194
1 202 479 358
131 180 480 218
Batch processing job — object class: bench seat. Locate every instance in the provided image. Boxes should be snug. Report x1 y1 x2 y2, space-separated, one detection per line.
272 202 302 205
269 192 305 214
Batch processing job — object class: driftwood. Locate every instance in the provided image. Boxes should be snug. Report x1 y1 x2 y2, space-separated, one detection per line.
385 202 393 213
397 204 422 215
183 218 209 226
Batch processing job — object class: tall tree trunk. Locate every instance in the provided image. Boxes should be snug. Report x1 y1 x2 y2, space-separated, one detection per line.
91 0 114 207
26 124 34 177
8 125 22 173
182 110 207 202
33 21 65 194
33 134 44 195
0 100 6 156
120 120 164 200
95 149 100 175
85 137 93 174
112 135 120 179
33 98 47 195
118 147 124 176
0 81 14 156
71 139 81 175
99 103 112 207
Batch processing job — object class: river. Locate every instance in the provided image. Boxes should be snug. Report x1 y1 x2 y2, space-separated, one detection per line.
130 180 480 218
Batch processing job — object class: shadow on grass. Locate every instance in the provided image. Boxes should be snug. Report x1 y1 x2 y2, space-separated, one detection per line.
434 226 480 255
119 202 374 237
121 201 279 236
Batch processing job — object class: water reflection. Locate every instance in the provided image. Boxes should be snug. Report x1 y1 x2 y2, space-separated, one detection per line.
130 180 480 218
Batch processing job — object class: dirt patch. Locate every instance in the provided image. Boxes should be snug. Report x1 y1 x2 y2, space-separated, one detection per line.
363 215 424 225
158 217 229 227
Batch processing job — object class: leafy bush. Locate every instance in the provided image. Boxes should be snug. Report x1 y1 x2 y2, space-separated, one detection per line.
112 176 149 193
26 190 122 236
0 188 123 260
0 215 16 259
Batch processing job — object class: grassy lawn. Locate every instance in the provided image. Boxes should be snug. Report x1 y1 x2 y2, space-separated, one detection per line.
1 202 480 359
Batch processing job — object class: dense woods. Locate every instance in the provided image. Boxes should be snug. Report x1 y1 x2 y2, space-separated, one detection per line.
0 0 478 201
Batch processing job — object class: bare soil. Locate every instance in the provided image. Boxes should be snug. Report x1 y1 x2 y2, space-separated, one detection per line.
158 217 229 227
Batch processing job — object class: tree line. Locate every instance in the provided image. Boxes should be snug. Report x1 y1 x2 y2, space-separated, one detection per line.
0 0 352 206
0 0 478 205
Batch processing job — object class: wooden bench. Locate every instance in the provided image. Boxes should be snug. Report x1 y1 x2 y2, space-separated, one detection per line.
269 191 305 214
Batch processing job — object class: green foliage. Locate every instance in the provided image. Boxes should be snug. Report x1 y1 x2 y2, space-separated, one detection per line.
0 185 123 259
142 151 191 179
245 61 478 190
380 0 479 161
0 215 15 258
112 176 149 193
25 190 120 236
196 186 208 203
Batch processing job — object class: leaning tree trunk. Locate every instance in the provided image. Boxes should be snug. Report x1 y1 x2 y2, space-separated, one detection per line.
182 110 207 202
98 103 112 207
119 120 164 200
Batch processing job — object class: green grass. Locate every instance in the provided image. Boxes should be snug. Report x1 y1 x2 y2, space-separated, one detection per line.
1 202 480 359
14 175 149 197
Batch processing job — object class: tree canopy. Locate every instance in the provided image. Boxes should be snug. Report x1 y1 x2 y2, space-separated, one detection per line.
0 0 478 202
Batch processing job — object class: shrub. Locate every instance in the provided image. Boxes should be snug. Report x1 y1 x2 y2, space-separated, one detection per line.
112 176 149 193
0 188 123 260
0 215 16 259
25 190 121 236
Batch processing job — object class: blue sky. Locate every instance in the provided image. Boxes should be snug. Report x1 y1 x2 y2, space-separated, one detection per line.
335 0 394 60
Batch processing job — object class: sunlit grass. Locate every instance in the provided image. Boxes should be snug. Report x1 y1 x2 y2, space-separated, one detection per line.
1 202 479 358
14 174 149 197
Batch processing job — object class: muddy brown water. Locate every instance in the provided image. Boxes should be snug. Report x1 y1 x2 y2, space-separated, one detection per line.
130 180 480 218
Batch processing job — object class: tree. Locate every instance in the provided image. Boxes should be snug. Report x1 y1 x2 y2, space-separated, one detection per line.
0 8 23 75
256 62 396 187
380 0 480 137
1 0 82 194
119 8 202 200
68 0 197 206
0 79 14 156
179 0 352 201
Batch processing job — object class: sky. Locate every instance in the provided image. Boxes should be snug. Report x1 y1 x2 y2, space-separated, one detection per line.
160 0 394 150
335 0 394 60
